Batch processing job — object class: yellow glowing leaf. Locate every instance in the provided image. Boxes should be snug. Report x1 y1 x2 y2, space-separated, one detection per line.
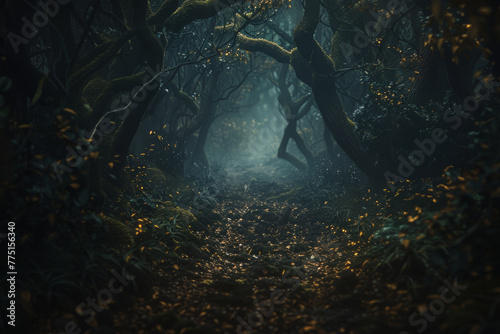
63 108 77 115
32 76 46 106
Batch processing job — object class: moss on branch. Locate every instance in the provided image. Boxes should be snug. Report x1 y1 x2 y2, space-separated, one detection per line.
88 72 146 127
70 32 133 85
237 33 291 63
168 82 200 115
165 0 246 32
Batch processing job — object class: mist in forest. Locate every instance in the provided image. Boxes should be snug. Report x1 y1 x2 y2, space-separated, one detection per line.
204 92 285 170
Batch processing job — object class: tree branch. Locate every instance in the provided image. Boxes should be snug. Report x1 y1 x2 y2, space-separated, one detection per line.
293 0 335 75
165 0 246 32
236 33 291 63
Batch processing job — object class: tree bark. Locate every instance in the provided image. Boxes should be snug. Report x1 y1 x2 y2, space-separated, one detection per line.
275 64 315 170
292 0 384 186
187 111 215 175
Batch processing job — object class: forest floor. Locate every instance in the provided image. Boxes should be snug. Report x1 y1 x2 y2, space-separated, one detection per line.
103 168 444 334
36 163 499 334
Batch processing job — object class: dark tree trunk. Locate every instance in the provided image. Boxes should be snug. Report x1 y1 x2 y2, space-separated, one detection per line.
186 112 215 176
323 122 337 162
291 0 385 186
275 64 315 170
278 117 314 170
312 74 381 185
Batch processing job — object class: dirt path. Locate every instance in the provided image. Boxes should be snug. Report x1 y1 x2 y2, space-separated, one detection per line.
111 177 411 334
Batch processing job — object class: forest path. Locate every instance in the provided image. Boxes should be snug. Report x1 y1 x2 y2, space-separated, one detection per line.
115 174 408 334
